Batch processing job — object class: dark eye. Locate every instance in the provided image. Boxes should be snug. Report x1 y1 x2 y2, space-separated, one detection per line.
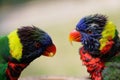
34 42 41 48
87 30 92 34
76 27 79 31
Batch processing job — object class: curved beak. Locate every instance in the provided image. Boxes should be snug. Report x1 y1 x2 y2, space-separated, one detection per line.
69 29 81 44
43 44 56 57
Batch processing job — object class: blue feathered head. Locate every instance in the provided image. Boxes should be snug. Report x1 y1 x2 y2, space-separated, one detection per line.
69 14 119 57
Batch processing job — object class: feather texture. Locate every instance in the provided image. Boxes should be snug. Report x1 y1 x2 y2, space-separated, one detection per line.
0 26 56 80
69 14 120 80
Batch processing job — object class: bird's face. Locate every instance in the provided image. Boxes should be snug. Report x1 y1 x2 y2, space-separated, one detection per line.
69 24 102 55
17 26 56 62
69 14 117 56
36 33 56 57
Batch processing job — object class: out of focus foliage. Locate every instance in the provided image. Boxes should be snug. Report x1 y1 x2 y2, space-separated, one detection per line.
0 0 31 6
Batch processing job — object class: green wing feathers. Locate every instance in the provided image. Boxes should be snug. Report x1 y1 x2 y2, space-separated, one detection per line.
0 63 8 80
0 36 10 80
102 62 120 80
0 36 10 63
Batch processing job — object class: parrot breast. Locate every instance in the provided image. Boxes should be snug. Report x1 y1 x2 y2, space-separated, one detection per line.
6 62 28 80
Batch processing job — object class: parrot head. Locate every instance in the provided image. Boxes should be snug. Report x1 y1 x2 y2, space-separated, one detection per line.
8 26 56 63
5 26 56 80
69 14 119 57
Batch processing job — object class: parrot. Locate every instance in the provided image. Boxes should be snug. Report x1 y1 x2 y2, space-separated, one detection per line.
0 26 56 80
69 14 120 80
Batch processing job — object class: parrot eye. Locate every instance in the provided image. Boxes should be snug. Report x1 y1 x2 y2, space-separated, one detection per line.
34 42 41 48
87 30 92 34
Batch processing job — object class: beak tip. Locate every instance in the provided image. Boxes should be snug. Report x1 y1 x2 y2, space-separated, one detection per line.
49 52 55 57
69 40 73 45
69 32 74 45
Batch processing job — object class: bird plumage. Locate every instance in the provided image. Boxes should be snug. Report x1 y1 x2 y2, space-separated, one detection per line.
69 14 120 80
0 26 56 80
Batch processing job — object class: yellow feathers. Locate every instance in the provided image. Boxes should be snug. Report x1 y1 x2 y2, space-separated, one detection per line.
8 30 23 60
99 21 116 50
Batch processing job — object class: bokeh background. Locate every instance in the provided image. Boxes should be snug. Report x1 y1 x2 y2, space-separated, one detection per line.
0 0 120 79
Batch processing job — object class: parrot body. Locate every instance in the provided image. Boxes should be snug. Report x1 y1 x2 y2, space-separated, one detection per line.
69 14 120 80
0 26 56 80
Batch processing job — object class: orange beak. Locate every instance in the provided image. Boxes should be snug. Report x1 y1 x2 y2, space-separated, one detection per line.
43 44 56 57
69 29 81 44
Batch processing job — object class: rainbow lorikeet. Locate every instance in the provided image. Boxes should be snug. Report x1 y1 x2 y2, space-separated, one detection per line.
69 14 120 80
0 26 56 80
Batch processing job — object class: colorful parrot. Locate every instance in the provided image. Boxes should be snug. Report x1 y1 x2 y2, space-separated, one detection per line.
69 14 120 80
0 26 56 80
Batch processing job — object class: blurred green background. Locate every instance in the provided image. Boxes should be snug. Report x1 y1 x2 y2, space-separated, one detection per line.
0 0 120 78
